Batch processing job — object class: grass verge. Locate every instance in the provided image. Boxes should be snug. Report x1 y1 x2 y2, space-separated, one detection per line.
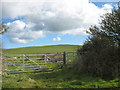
2 66 119 88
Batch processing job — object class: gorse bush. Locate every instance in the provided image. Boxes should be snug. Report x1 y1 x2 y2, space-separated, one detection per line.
76 6 120 80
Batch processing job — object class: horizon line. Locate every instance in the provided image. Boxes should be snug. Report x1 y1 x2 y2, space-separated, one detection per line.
3 44 82 49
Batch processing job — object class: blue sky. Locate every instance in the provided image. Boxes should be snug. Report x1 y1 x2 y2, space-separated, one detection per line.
90 0 119 2
1 0 119 49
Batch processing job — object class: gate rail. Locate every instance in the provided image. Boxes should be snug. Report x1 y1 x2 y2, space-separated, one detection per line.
2 52 77 74
2 54 63 73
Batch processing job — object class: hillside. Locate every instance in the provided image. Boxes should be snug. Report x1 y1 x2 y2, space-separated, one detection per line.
3 45 81 54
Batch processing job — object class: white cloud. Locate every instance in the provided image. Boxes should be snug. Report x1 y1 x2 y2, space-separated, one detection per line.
60 28 88 36
7 20 45 43
7 20 26 31
1 0 113 43
53 37 61 41
102 4 113 13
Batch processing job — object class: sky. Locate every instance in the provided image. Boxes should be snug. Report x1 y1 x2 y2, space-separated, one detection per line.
1 0 119 49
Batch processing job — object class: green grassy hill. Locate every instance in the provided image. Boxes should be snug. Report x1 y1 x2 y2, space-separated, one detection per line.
3 44 81 54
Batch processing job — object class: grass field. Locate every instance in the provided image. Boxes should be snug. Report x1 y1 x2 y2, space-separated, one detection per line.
2 66 119 88
2 44 119 88
3 44 81 54
3 44 79 74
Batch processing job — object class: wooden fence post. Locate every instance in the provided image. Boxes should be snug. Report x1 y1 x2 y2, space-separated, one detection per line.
63 52 67 65
43 54 47 61
22 54 25 71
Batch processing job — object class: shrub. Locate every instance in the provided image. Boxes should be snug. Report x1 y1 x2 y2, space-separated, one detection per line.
76 6 120 80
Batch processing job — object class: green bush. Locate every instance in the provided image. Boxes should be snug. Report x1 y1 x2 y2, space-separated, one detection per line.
76 37 120 79
76 6 120 80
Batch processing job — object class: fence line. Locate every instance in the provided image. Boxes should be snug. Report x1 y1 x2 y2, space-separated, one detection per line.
2 53 64 73
2 52 77 74
3 54 63 57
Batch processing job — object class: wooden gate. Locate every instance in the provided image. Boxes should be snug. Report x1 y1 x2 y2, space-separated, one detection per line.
2 54 63 73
